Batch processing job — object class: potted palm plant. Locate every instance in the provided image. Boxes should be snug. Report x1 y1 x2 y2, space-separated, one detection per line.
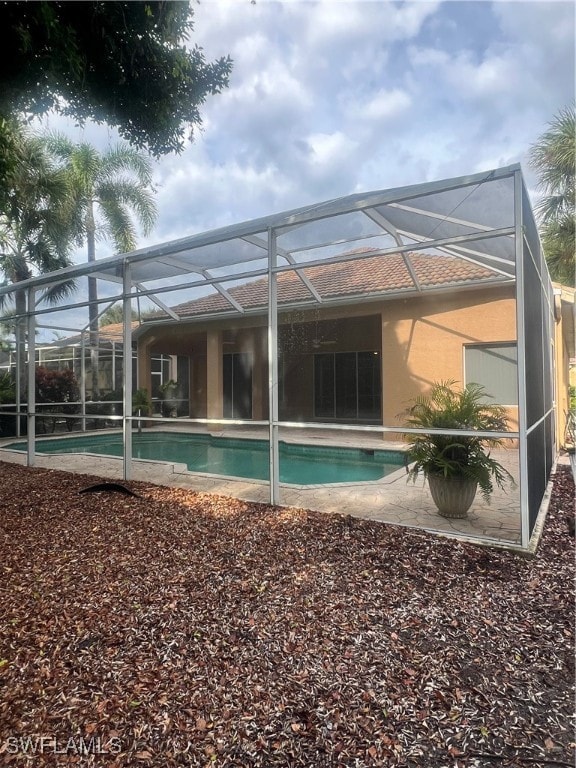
132 388 152 433
404 380 515 518
132 388 152 418
159 379 179 417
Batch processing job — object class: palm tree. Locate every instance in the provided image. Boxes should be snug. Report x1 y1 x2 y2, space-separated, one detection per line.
0 123 76 398
99 303 139 328
529 104 575 286
46 136 157 396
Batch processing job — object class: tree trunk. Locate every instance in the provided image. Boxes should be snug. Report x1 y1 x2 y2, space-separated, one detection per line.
15 288 27 402
86 204 99 400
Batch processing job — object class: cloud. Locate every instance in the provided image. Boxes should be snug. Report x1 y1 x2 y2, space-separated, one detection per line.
215 55 314 154
307 131 353 165
301 0 441 47
25 0 574 271
401 0 574 189
413 1 573 110
409 45 521 103
354 88 412 121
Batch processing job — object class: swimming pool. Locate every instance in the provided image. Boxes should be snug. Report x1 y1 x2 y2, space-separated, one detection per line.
5 431 406 485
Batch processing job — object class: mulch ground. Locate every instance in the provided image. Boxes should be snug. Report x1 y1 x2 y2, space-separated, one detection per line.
0 460 574 768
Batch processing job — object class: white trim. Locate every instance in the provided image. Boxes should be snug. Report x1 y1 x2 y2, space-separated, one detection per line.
268 229 280 504
514 170 529 549
123 265 133 481
26 287 36 467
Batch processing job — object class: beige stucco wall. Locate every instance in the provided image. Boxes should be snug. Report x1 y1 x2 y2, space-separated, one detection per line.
137 319 269 421
554 287 576 448
381 286 518 433
136 285 521 438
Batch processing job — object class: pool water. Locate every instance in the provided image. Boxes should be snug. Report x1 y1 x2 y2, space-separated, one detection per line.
5 432 406 485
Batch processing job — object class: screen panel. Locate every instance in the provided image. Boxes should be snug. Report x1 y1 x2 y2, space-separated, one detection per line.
523 244 544 428
527 421 546 536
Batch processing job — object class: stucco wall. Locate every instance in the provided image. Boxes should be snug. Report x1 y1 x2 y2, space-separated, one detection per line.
381 287 518 432
136 285 519 436
554 289 576 448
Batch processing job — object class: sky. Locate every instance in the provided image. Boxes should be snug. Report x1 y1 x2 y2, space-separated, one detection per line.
35 0 575 267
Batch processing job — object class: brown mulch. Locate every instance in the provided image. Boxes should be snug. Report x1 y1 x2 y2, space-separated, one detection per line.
0 461 574 768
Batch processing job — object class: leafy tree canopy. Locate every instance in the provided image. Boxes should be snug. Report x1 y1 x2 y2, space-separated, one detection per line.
529 104 575 287
99 304 139 328
0 1 232 158
0 121 75 303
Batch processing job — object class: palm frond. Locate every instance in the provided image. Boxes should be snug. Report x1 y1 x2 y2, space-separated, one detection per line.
98 198 137 253
41 137 157 259
41 278 77 305
529 104 575 197
98 179 157 237
101 144 154 186
403 380 515 502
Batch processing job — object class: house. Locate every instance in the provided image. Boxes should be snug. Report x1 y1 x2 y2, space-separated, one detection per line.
0 163 572 548
0 321 179 410
135 250 572 446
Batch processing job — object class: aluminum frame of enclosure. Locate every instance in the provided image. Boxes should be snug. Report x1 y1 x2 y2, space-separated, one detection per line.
0 164 558 549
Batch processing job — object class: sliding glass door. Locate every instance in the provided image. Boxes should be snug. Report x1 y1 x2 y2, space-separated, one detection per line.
314 351 381 422
223 352 253 419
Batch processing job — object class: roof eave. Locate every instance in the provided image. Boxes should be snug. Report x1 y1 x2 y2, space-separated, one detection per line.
134 276 515 337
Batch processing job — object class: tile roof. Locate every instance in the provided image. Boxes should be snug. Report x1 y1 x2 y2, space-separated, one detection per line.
54 321 140 346
49 253 502 345
98 321 140 342
167 251 500 318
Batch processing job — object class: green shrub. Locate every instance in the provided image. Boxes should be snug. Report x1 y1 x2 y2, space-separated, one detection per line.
404 380 515 503
0 372 16 436
35 367 80 433
0 372 15 404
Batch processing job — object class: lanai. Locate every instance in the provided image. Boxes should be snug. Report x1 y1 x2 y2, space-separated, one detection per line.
0 164 566 550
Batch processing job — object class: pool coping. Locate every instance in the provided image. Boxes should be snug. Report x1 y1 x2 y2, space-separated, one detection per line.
0 429 410 490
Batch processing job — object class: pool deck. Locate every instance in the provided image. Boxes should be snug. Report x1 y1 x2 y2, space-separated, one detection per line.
0 424 531 549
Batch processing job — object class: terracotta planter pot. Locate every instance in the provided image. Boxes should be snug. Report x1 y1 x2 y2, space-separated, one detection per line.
427 474 478 518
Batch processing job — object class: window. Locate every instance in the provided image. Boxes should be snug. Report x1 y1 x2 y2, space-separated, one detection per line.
314 351 381 421
150 354 172 399
149 354 189 415
465 343 518 405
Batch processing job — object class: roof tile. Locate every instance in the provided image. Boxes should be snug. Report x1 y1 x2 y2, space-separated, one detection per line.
168 252 498 318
